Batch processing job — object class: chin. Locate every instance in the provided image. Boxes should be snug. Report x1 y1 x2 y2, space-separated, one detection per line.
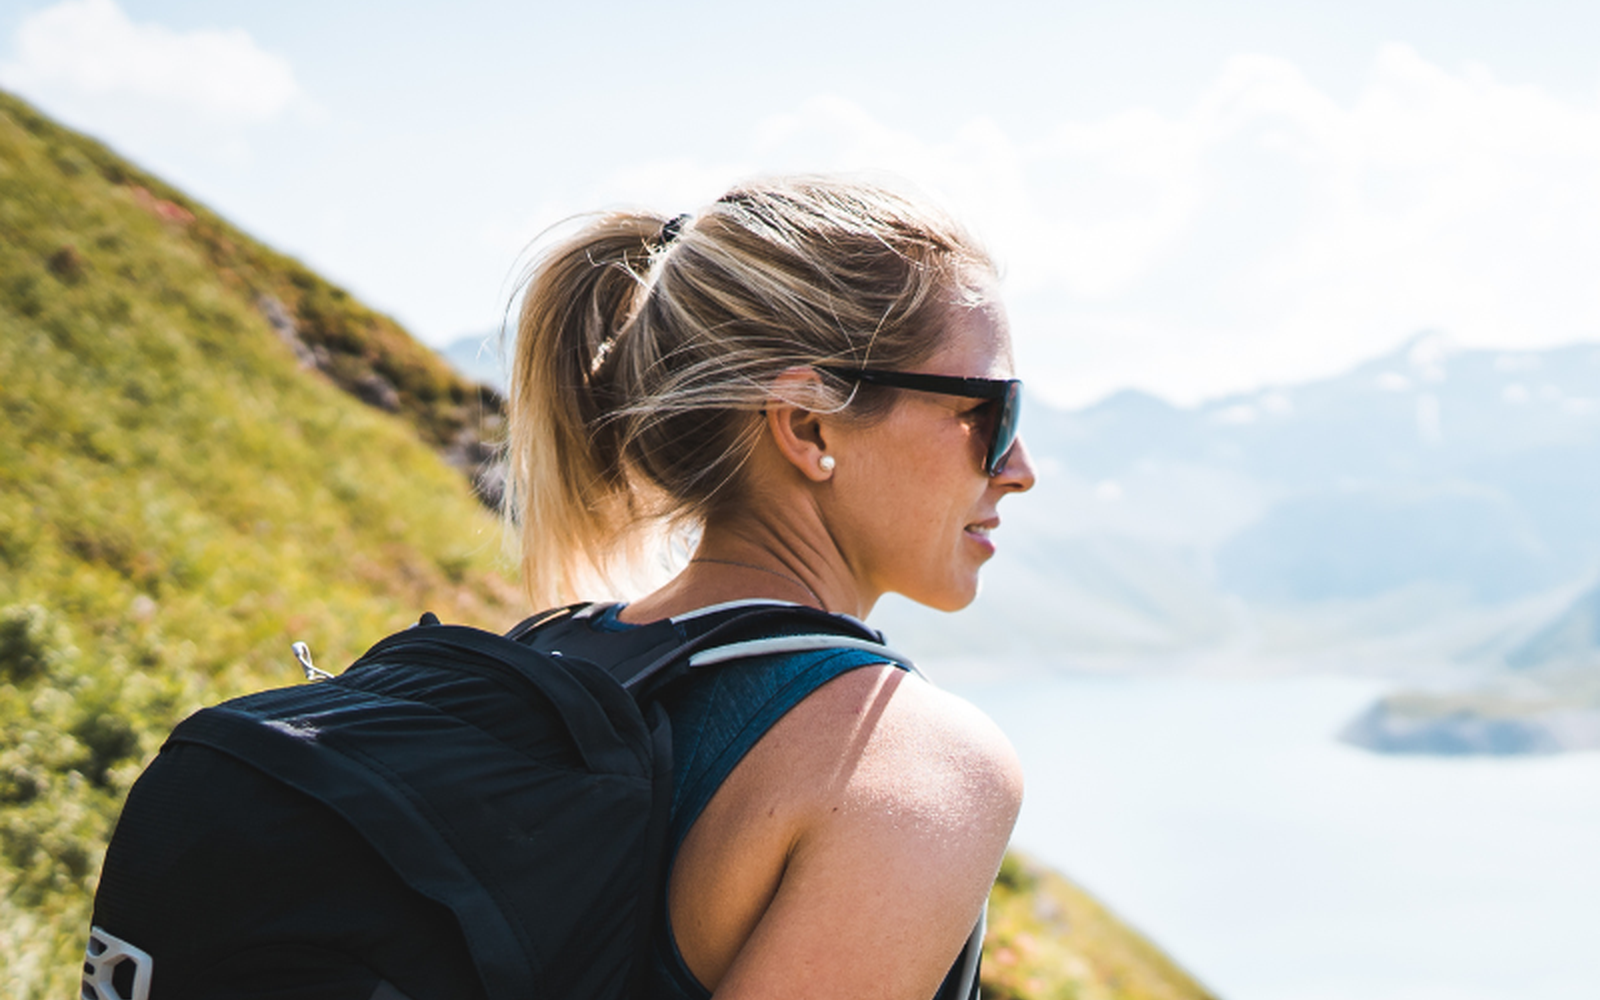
905 575 982 613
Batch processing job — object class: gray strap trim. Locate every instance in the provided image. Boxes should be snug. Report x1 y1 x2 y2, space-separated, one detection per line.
687 634 916 671
669 599 799 622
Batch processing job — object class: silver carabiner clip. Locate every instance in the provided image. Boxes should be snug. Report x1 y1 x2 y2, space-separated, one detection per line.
291 641 334 682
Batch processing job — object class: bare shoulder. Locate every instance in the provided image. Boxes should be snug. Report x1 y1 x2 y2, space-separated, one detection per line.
705 664 1023 1000
815 664 1023 822
741 661 1023 824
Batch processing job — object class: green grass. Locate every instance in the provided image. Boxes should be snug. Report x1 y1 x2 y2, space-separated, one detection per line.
0 89 1217 1000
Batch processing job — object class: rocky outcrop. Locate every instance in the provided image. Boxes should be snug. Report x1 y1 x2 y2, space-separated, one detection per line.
255 294 505 509
1341 696 1600 755
1347 578 1600 756
259 294 323 370
442 418 507 509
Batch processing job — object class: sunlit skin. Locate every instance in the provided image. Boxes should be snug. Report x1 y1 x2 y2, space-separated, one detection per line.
621 282 1036 1000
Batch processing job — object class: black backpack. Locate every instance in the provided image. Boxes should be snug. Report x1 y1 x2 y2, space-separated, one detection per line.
85 602 982 1000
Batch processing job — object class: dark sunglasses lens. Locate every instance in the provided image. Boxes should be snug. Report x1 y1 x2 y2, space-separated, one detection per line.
986 382 1021 475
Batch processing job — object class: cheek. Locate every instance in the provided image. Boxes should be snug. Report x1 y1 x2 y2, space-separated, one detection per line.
842 405 986 533
872 436 957 505
872 440 984 536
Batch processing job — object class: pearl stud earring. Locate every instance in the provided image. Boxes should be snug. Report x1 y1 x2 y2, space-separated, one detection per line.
819 455 836 472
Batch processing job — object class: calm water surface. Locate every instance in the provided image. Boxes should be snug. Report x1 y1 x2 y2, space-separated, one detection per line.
946 672 1600 1000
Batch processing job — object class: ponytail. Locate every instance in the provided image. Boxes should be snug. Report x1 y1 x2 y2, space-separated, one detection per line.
505 213 662 606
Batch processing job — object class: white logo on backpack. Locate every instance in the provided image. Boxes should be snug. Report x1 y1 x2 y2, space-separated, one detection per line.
83 926 152 1000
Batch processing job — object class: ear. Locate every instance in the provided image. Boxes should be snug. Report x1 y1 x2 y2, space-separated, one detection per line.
764 367 837 482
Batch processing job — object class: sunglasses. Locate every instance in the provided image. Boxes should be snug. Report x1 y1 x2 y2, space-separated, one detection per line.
816 365 1023 476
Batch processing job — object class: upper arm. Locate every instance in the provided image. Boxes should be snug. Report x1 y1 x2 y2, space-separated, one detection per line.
709 668 1023 1000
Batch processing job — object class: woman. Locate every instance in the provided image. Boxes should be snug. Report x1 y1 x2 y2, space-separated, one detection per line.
506 177 1036 1000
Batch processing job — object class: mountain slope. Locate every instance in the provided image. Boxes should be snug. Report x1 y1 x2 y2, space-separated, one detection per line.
1507 580 1600 671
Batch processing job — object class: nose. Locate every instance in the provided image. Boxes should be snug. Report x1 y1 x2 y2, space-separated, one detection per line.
992 437 1036 493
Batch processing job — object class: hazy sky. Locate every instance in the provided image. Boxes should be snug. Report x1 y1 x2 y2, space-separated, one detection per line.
4 0 1598 406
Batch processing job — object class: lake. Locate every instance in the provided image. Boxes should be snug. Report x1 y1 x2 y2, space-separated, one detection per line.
945 672 1600 1000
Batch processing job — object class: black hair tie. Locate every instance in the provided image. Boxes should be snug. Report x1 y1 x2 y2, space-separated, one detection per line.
653 213 690 250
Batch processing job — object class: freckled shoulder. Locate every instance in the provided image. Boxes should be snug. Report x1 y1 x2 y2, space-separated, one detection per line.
832 667 1024 826
734 663 1023 821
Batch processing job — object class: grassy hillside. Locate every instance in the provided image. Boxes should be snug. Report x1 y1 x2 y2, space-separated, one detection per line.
985 854 1218 1000
0 90 1216 1000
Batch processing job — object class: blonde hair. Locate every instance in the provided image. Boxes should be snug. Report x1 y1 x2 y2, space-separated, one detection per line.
506 176 993 605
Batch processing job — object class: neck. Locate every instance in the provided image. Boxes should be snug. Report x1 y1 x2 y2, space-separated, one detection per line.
688 556 824 609
620 513 874 625
620 436 881 624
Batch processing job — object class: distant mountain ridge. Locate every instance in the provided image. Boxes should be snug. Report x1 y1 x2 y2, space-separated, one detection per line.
439 331 509 393
1508 579 1600 671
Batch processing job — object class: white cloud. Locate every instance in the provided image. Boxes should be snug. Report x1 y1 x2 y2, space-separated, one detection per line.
496 46 1600 406
0 0 300 120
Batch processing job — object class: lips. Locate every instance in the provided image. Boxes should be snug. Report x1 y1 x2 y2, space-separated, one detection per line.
964 517 1000 537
